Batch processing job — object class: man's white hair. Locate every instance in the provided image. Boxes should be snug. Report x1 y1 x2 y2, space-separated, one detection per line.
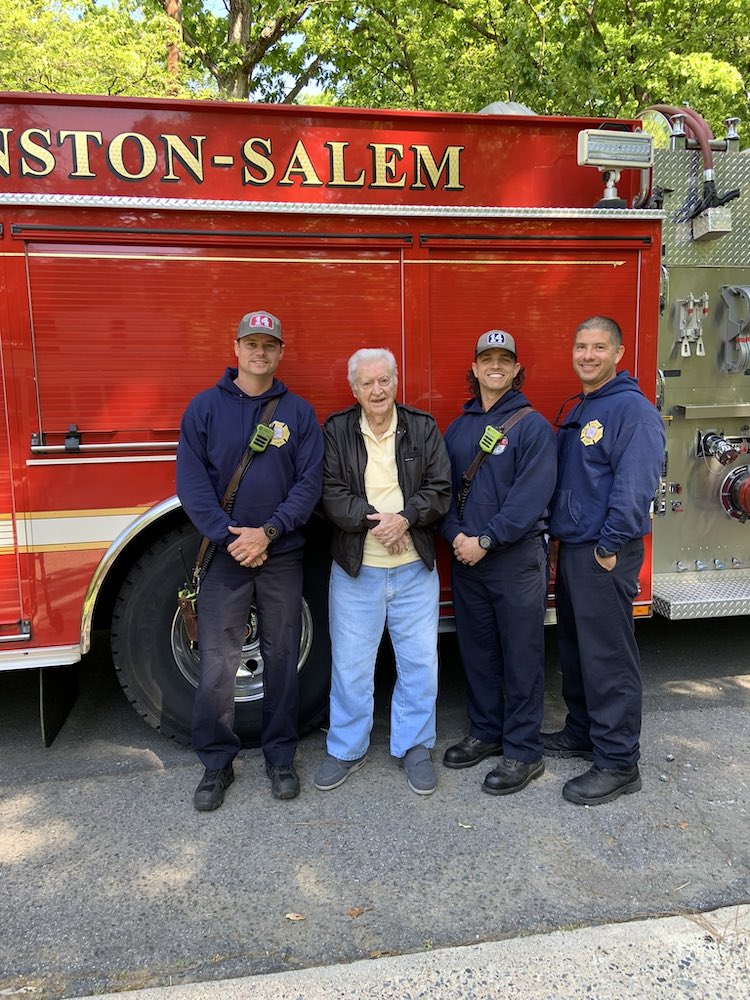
347 348 399 390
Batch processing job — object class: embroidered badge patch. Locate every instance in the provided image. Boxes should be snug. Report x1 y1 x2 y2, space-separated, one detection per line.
580 419 604 446
269 421 290 448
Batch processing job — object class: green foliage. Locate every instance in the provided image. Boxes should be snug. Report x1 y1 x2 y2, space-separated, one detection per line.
0 0 203 96
314 1 748 135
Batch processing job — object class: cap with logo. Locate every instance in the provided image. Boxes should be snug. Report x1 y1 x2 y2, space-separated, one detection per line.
475 330 517 357
236 311 283 342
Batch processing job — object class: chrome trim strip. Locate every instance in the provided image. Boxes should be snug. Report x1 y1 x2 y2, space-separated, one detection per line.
80 496 183 654
0 192 665 221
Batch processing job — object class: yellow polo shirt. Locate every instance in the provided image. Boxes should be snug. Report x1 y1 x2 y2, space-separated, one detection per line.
360 409 417 568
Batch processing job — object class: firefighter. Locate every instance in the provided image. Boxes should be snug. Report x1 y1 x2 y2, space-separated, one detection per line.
545 315 665 806
441 331 557 795
315 348 451 796
177 311 324 811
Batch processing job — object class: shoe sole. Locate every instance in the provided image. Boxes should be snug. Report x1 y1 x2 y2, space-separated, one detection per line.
542 747 594 761
562 776 642 806
442 746 503 770
481 761 545 796
407 779 437 795
314 757 366 791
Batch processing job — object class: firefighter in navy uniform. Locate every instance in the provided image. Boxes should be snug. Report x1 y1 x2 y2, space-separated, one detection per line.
544 315 665 806
441 330 557 795
177 311 324 811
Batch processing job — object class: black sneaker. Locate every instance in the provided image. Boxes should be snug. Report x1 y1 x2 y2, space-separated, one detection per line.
443 736 503 769
193 765 234 812
562 764 641 806
266 761 300 800
541 729 594 760
482 757 544 796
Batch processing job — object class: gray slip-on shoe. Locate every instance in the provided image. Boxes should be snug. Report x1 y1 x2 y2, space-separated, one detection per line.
401 745 437 795
314 753 366 791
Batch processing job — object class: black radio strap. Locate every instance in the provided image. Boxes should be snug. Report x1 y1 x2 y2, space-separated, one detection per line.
456 406 533 519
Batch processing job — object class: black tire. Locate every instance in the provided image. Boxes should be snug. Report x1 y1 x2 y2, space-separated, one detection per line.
111 519 332 746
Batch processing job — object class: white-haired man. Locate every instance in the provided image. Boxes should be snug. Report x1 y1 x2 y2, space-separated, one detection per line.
316 349 451 795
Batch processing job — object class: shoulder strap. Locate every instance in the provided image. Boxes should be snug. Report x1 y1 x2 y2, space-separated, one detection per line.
456 406 533 519
192 395 280 579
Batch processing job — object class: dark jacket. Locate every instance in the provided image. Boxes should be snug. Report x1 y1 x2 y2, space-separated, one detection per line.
440 389 557 548
549 371 665 549
176 369 324 554
321 403 451 577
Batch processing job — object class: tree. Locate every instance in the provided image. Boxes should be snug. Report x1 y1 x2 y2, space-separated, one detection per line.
317 1 749 135
0 0 202 97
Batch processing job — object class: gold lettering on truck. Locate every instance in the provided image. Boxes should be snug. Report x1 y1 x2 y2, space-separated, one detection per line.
368 143 406 188
241 137 275 185
19 129 55 177
107 132 158 181
410 144 464 190
58 131 103 178
325 141 366 187
161 134 206 183
278 140 324 186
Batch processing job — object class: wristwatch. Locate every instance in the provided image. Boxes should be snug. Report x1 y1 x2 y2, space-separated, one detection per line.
595 543 618 559
478 534 494 551
263 523 280 541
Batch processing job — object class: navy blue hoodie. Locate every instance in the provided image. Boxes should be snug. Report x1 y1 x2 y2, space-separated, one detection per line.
441 389 557 548
549 371 665 549
176 369 324 553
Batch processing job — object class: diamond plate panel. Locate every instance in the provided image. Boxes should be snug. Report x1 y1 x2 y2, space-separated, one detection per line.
655 148 750 267
653 569 750 619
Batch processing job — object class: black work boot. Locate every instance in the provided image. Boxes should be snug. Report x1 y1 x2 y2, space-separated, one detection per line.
541 729 594 760
562 764 641 806
443 736 503 769
193 765 234 812
482 757 544 795
266 761 300 800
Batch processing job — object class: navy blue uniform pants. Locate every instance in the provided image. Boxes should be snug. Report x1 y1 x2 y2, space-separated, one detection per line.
192 547 303 770
451 535 546 762
555 540 644 768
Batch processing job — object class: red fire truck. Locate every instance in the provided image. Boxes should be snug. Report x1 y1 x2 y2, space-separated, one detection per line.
1 91 733 747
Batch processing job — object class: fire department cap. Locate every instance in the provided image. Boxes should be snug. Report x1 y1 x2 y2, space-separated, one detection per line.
475 330 517 357
236 311 283 342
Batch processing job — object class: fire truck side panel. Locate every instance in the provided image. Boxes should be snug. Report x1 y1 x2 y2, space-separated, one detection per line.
652 145 750 618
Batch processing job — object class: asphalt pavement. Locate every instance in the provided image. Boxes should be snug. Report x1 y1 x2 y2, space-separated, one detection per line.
1 617 749 999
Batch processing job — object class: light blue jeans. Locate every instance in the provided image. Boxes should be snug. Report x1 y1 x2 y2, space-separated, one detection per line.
327 559 439 760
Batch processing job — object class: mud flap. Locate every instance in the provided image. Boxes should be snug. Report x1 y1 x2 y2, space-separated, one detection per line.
39 665 79 746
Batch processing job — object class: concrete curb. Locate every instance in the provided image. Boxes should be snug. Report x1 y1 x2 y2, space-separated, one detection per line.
72 904 750 999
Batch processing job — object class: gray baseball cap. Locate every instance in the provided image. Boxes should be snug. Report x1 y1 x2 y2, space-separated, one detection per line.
475 330 517 357
236 310 283 342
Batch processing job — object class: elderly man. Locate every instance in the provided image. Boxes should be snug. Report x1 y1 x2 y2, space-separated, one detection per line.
545 316 665 806
315 348 451 795
441 330 557 795
177 310 324 810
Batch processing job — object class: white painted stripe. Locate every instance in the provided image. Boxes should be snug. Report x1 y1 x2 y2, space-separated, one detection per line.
0 644 81 669
0 519 14 547
15 513 138 547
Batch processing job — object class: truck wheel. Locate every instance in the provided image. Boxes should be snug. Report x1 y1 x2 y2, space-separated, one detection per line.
111 521 331 746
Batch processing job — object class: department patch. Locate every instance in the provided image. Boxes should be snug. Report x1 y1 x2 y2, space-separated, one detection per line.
269 421 290 448
492 437 509 456
580 419 604 446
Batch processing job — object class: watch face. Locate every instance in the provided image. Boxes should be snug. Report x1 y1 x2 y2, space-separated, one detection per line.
479 535 492 550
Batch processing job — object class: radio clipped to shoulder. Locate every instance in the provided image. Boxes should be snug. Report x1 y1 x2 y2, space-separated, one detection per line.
478 424 506 454
249 421 275 452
